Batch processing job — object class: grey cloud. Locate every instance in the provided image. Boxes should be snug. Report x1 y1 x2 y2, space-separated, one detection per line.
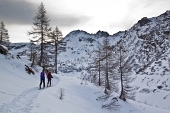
50 14 91 28
0 0 37 25
128 0 170 13
0 0 91 28
115 0 170 31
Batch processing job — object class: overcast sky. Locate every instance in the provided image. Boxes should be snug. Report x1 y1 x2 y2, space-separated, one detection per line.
1 0 170 43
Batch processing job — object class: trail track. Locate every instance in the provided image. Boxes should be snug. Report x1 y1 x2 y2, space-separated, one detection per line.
0 76 59 113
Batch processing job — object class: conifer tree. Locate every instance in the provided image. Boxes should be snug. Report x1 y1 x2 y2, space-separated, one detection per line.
49 26 66 73
86 41 102 86
29 40 37 67
88 36 113 93
0 21 10 46
102 36 112 91
93 41 102 86
114 39 136 101
28 3 51 67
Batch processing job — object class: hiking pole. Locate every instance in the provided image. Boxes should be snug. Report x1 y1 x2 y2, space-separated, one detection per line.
51 78 53 86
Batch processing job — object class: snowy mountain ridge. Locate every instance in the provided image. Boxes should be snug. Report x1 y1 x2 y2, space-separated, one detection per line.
59 10 170 74
58 10 170 110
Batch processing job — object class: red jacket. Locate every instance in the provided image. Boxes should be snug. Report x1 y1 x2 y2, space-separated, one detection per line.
47 72 53 79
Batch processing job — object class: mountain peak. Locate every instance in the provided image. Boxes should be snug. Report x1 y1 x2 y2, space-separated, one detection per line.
96 30 109 37
65 30 89 37
137 17 151 27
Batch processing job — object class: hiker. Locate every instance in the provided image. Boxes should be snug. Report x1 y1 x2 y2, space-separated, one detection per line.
47 70 53 87
39 69 45 89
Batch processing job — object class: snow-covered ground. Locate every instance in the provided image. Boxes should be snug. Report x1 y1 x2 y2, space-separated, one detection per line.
0 53 169 113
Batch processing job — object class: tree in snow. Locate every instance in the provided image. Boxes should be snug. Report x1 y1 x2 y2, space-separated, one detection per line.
58 88 65 100
94 41 102 86
28 3 51 67
48 26 66 73
0 21 10 46
101 36 113 92
87 40 103 86
87 36 114 94
114 39 136 101
29 40 37 68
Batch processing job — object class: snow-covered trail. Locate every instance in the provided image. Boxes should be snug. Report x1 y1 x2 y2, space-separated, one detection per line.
0 72 169 113
0 87 40 113
0 76 59 113
31 74 111 113
32 74 170 113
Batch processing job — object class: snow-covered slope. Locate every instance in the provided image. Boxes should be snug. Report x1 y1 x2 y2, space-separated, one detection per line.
0 52 169 113
120 11 170 110
134 48 170 110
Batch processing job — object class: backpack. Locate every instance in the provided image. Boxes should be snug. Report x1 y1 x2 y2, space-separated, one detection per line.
48 72 53 78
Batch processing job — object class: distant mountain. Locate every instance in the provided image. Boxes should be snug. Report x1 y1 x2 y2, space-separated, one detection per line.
58 10 170 74
57 30 125 72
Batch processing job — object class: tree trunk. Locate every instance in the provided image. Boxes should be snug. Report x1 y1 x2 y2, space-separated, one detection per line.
39 24 44 66
55 40 58 73
119 46 126 101
105 40 110 90
119 68 126 101
98 48 101 86
31 53 35 67
98 59 101 86
0 31 2 44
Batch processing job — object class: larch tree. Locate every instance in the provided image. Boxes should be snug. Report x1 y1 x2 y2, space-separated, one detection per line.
86 40 103 86
88 36 113 93
93 41 103 86
114 39 136 101
28 2 51 67
48 26 66 73
101 36 113 92
0 21 10 46
29 39 37 68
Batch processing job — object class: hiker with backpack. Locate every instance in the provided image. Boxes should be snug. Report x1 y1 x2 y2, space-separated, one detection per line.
39 68 46 89
46 70 53 87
